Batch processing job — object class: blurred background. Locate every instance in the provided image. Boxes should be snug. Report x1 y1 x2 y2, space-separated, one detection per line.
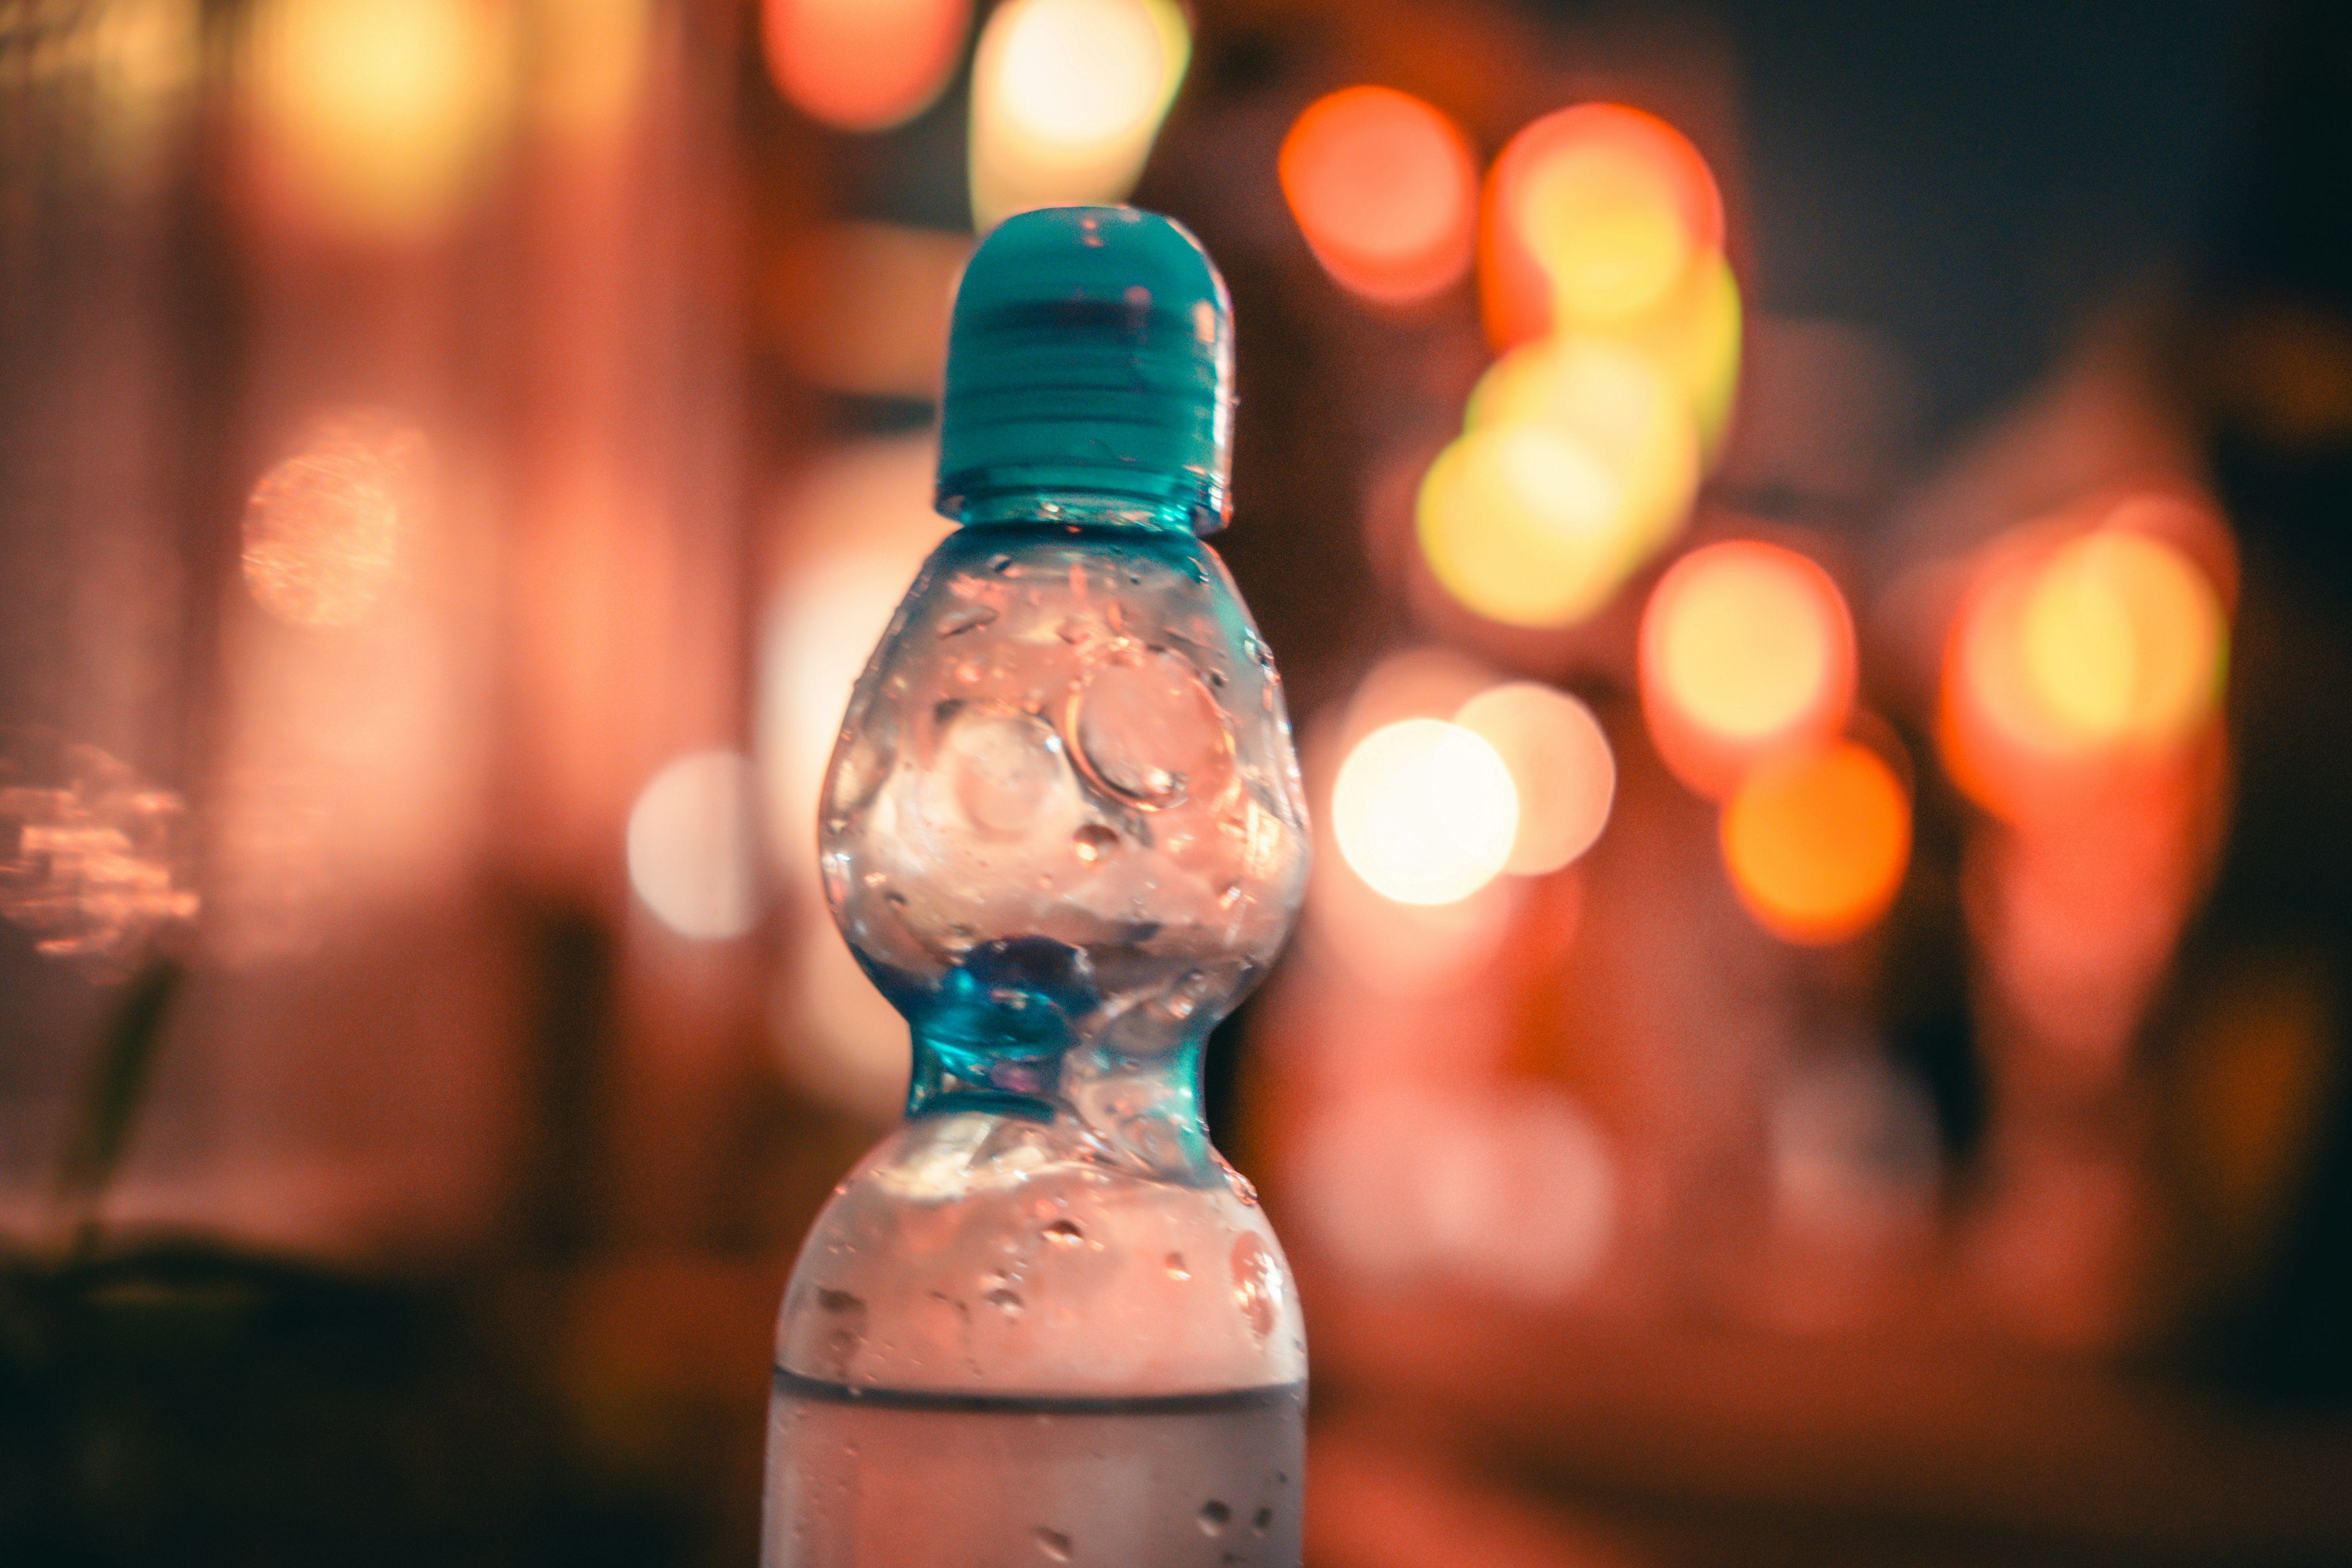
5 0 2352 1562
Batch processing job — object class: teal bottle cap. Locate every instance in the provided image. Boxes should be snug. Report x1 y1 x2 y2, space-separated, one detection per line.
937 206 1235 534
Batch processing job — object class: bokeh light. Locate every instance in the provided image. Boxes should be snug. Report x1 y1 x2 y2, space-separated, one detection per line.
1332 718 1518 906
1466 333 1700 559
1640 540 1856 797
1278 86 1477 305
1623 251 1744 462
1721 738 1910 945
242 409 429 630
0 734 198 968
2020 530 2222 746
628 750 761 940
1415 423 1632 629
1302 652 1523 997
1482 102 1722 349
1942 509 2229 819
761 0 970 133
1454 682 1615 874
240 0 515 243
968 0 1188 231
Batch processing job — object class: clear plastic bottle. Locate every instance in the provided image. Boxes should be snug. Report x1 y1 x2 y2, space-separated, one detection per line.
762 207 1311 1568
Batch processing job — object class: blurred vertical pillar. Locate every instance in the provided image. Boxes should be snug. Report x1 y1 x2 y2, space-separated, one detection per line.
500 0 761 1256
0 0 214 1224
168 0 526 1254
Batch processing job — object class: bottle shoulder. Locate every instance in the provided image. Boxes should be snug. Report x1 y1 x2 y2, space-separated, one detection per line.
776 1112 1305 1397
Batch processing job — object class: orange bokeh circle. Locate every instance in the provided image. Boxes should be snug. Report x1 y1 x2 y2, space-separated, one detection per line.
1480 102 1724 350
1280 85 1479 305
1638 539 1856 798
1721 739 1911 945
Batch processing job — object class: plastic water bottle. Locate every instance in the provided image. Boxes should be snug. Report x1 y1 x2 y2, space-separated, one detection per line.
761 206 1312 1568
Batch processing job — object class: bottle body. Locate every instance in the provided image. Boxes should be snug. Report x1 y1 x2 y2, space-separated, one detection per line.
765 517 1310 1567
763 1117 1305 1568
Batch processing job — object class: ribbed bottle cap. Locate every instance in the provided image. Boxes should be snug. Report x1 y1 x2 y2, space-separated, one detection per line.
937 206 1234 533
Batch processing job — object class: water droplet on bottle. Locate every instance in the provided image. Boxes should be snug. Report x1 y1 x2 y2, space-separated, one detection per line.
956 660 982 685
1230 1234 1279 1340
987 553 1014 573
1056 616 1092 645
938 605 998 638
1071 823 1119 867
1217 883 1243 910
984 1287 1024 1315
1198 1501 1231 1536
861 870 886 887
826 728 894 819
1068 650 1232 810
1164 1253 1189 1281
1251 1506 1273 1536
1155 968 1211 1021
1034 1526 1072 1561
1042 1219 1085 1248
940 709 1066 838
883 890 909 910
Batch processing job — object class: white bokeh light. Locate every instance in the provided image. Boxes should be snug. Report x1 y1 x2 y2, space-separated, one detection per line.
627 750 760 940
1331 718 1518 907
1455 681 1615 875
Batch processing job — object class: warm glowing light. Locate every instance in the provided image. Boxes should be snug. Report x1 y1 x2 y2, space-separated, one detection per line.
1624 252 1743 462
84 0 204 187
628 750 760 940
1301 650 1521 995
533 0 650 144
1640 540 1856 797
1466 334 1700 558
1416 424 1633 629
1332 718 1517 906
241 0 515 243
0 734 197 967
242 409 429 630
762 0 970 132
1482 103 1723 348
1455 683 1614 874
1721 739 1910 944
1942 511 2230 818
1278 86 1477 305
968 0 1188 230
2018 530 2223 748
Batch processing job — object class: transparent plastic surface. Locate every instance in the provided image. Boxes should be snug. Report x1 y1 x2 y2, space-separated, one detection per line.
765 514 1311 1567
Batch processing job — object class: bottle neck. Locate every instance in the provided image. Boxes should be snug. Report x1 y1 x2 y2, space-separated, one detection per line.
939 473 1223 535
901 950 1218 1178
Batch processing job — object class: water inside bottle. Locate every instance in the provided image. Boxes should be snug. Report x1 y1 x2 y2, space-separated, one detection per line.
764 1373 1304 1568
